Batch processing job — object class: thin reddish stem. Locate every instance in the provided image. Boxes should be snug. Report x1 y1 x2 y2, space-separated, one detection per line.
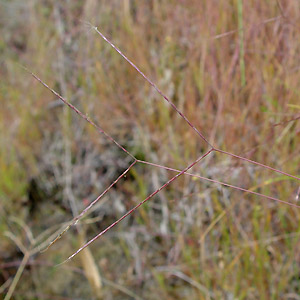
93 27 214 148
28 69 136 160
60 149 213 264
137 160 300 209
273 114 300 127
215 149 300 182
42 160 137 251
74 160 137 223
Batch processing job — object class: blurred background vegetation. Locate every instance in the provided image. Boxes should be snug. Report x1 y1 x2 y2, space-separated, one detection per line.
0 0 300 299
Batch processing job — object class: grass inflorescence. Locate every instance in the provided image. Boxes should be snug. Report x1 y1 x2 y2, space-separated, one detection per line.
1 1 300 299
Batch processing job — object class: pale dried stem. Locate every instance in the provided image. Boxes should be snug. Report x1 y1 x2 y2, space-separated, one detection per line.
4 252 30 300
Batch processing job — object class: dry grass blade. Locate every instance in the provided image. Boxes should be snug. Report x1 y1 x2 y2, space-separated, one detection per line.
77 231 103 299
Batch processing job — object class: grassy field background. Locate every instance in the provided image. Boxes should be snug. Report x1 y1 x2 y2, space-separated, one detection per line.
1 0 300 299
